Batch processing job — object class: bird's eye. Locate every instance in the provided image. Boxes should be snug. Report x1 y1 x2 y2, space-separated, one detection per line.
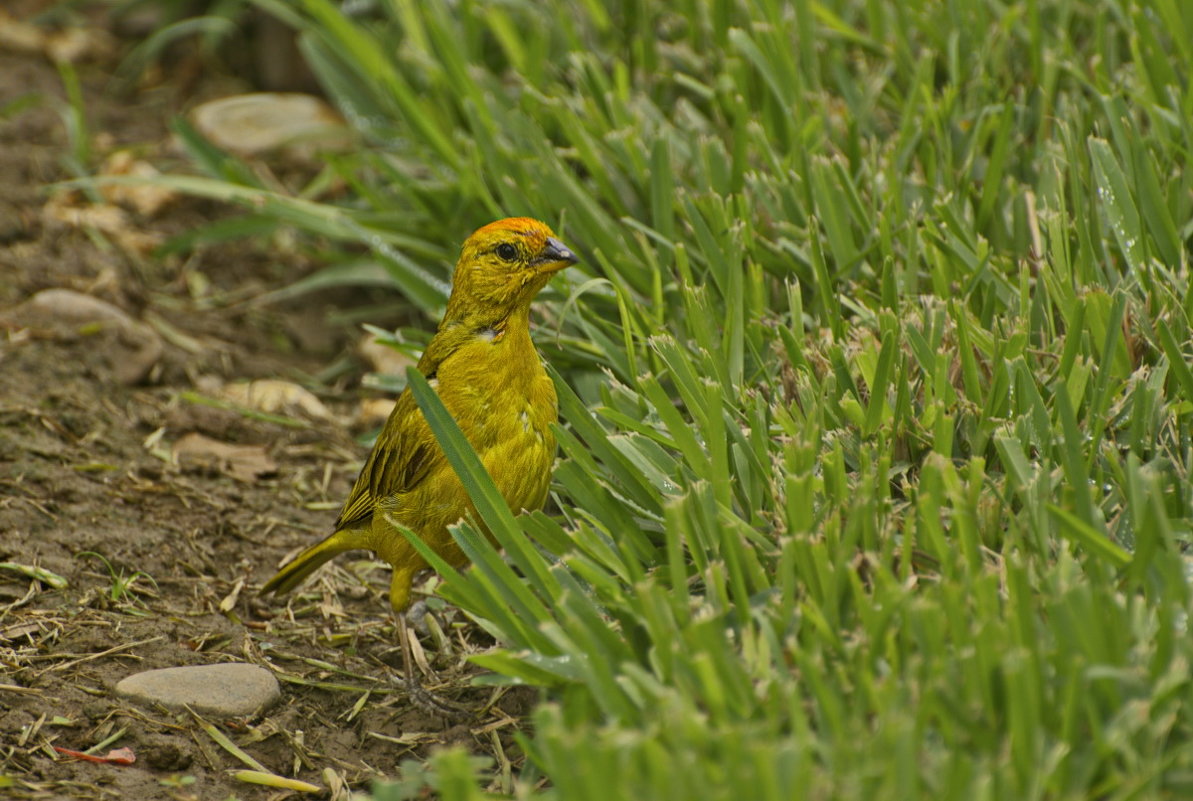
495 243 518 261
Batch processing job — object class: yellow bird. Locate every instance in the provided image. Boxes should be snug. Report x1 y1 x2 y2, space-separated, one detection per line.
262 217 577 712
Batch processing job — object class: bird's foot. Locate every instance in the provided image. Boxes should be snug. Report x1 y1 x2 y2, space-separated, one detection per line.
393 608 467 720
403 675 469 720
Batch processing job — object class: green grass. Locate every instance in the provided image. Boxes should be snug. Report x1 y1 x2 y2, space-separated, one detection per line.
136 0 1193 798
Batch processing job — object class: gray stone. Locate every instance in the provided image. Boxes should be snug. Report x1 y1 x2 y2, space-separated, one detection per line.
114 663 280 717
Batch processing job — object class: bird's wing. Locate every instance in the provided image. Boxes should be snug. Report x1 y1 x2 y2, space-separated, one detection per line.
332 328 466 531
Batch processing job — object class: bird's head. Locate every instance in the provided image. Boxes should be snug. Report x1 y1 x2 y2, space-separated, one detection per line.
444 217 578 325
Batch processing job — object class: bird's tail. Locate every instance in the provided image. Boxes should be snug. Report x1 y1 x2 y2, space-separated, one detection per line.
260 528 368 597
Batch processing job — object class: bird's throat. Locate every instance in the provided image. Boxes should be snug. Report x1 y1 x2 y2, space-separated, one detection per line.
441 302 532 338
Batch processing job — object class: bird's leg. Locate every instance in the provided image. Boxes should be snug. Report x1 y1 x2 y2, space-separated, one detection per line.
395 610 468 719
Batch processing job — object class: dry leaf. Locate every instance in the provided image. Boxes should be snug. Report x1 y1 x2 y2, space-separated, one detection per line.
0 12 114 60
44 26 114 63
42 191 163 255
172 433 277 483
357 397 396 428
1 622 43 642
0 12 46 54
217 379 333 421
42 192 129 231
99 152 176 217
53 746 136 765
358 334 415 376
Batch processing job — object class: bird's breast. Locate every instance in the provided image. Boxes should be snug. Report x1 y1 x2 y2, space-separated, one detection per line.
432 331 558 512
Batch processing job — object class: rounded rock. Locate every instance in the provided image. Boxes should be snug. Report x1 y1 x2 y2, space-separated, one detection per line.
114 664 280 717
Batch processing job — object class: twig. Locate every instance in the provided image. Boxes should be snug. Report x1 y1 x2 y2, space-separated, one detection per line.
36 636 162 676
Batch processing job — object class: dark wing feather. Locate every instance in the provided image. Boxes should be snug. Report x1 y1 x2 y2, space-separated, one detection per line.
332 330 466 531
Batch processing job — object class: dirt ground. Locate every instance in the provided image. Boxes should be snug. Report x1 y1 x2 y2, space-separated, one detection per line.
1 6 534 800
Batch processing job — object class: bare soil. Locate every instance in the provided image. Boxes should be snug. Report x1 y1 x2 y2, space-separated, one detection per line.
1 7 533 799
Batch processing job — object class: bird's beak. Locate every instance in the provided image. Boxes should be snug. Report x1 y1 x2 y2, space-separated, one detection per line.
534 237 579 272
